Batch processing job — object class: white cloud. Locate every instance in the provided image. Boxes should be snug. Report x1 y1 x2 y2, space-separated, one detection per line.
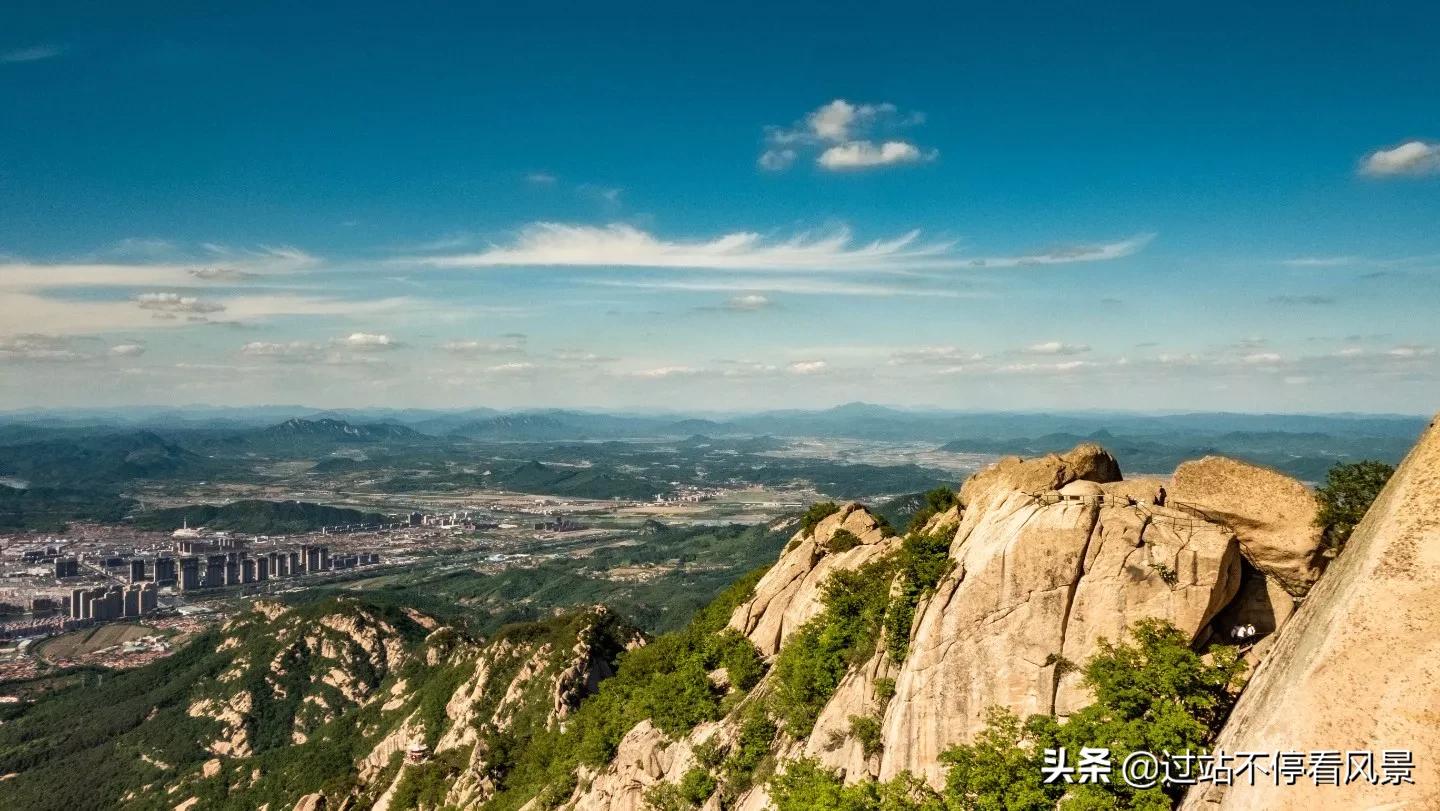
240 341 320 359
487 361 536 373
441 339 525 355
625 366 700 379
1386 345 1435 358
1280 256 1360 268
809 100 887 140
339 332 398 351
135 292 226 314
757 149 796 171
526 172 557 184
415 223 1150 273
1024 341 1091 356
761 99 933 172
1360 141 1440 177
593 277 977 299
997 360 1093 374
0 334 86 363
787 359 829 375
888 346 984 366
724 294 772 311
1240 352 1284 365
1 44 63 64
817 140 929 170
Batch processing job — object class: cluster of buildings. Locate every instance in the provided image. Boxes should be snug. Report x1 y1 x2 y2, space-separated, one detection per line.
168 543 381 591
69 583 158 621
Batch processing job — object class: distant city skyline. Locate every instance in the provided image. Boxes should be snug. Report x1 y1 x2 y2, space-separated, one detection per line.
2 2 1438 413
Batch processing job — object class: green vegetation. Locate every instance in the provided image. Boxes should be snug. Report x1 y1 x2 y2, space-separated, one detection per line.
906 486 959 533
330 521 788 634
0 484 133 531
767 618 1246 810
771 559 893 734
132 499 386 534
770 759 938 811
801 501 842 536
849 714 883 757
1315 459 1395 550
882 530 953 663
1149 561 1179 586
480 569 769 810
827 528 862 552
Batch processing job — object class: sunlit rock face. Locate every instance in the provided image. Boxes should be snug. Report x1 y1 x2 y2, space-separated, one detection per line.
876 487 1240 785
728 503 899 657
1170 455 1328 595
1182 415 1440 811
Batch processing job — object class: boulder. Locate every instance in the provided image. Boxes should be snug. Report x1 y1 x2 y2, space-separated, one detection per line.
1181 415 1440 810
958 443 1121 508
1169 456 1325 594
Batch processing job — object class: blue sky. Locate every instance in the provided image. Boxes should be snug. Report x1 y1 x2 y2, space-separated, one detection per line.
1 1 1438 412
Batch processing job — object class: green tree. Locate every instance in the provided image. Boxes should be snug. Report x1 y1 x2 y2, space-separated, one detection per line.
1314 460 1395 550
938 619 1244 809
802 502 842 537
939 707 1061 811
906 487 959 533
771 561 894 734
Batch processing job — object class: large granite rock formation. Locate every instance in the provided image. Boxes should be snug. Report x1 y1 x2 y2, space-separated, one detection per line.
728 503 899 657
876 487 1240 784
957 443 1122 507
1180 415 1440 810
1170 455 1327 594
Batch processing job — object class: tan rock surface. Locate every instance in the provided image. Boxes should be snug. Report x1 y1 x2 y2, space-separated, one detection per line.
1170 456 1326 594
1180 415 1440 811
728 504 899 657
878 490 1239 785
958 443 1122 507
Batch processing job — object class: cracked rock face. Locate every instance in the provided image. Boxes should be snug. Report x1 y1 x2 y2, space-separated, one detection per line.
877 488 1240 785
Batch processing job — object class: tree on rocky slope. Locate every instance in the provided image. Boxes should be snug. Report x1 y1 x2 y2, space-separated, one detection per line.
1314 459 1394 551
770 619 1244 811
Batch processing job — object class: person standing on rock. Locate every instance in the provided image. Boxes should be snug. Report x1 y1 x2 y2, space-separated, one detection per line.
1155 486 1168 507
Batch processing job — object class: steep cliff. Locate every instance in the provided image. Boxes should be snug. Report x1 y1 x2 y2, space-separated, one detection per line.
556 443 1325 810
1181 414 1440 810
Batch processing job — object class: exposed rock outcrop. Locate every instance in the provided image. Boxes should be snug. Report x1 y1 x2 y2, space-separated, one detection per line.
1170 456 1326 594
1181 415 1440 810
877 489 1239 784
958 443 1122 507
728 504 900 657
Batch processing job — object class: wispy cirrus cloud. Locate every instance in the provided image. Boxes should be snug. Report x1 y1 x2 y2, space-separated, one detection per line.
1 44 63 64
410 223 1151 273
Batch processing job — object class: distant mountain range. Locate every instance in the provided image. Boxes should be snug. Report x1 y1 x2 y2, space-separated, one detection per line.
3 402 1426 440
260 418 428 443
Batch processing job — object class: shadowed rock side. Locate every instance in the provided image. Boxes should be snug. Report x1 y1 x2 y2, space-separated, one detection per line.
1180 414 1440 811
